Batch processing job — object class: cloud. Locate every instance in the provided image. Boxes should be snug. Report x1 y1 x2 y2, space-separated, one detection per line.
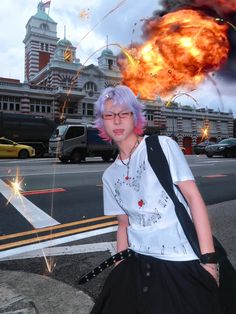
188 78 235 115
0 0 159 79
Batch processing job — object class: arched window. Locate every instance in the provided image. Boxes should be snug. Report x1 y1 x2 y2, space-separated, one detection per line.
40 23 49 31
83 81 97 92
60 75 73 87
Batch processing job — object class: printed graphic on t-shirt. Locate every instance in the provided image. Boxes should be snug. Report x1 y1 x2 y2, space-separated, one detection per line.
103 136 197 261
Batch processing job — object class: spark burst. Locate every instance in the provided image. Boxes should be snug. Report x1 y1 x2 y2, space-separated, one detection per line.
201 125 210 141
79 8 90 20
6 168 24 206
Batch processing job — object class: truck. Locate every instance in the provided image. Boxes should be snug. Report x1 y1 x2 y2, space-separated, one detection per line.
49 122 117 163
0 112 58 157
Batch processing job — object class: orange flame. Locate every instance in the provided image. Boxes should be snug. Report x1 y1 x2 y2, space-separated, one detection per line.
119 9 229 99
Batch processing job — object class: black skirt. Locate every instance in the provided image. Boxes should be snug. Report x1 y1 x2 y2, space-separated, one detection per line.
91 252 221 314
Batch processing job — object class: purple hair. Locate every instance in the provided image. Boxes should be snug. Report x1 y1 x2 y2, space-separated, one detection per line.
94 85 147 141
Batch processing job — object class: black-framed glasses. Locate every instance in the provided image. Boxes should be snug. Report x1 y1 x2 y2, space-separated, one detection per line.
102 111 133 120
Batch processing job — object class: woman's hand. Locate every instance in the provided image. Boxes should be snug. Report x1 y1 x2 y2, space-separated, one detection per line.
201 263 220 286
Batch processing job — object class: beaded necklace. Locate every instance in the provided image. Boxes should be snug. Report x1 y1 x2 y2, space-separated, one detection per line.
119 137 140 180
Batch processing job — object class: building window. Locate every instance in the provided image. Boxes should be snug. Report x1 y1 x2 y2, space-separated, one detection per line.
108 59 113 70
3 103 8 110
16 103 20 111
83 81 97 92
41 43 44 51
36 105 40 112
145 111 154 121
45 43 49 51
67 107 74 114
41 106 45 113
40 23 49 31
47 106 51 113
9 103 14 111
82 103 94 116
30 105 34 112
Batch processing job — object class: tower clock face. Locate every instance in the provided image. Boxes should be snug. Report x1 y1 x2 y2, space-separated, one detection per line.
64 48 73 63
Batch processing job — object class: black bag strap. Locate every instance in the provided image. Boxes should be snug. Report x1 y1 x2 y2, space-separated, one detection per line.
145 135 201 257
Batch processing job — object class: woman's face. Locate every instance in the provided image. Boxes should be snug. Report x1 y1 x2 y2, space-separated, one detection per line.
102 99 135 143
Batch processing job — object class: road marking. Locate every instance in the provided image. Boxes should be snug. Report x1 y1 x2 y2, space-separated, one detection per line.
0 169 104 178
0 220 118 251
0 215 116 240
0 241 117 261
21 188 65 196
0 225 118 260
203 160 236 163
203 174 227 178
0 179 59 229
190 164 215 167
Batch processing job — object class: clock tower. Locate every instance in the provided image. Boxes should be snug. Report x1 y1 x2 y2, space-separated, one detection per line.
23 1 58 82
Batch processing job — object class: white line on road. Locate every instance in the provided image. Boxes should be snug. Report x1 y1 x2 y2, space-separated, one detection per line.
0 158 55 164
0 225 118 260
0 169 105 178
202 159 236 163
189 164 215 167
0 241 117 261
0 179 59 229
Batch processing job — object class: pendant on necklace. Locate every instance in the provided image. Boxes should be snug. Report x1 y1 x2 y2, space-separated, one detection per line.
120 138 139 182
125 165 130 180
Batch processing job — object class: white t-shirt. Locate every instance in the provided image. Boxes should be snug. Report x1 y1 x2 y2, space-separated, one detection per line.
102 135 198 261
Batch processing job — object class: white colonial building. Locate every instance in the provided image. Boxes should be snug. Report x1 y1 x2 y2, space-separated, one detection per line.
0 1 234 154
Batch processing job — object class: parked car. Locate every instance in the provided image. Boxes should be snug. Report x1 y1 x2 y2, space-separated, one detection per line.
0 137 35 158
193 140 216 155
205 138 236 158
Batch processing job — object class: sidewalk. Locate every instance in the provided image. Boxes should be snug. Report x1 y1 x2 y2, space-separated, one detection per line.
0 199 236 314
0 269 94 314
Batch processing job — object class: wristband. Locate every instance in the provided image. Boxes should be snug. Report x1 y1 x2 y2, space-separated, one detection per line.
200 252 219 264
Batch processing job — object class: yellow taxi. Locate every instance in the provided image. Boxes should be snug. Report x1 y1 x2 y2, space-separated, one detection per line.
0 137 35 158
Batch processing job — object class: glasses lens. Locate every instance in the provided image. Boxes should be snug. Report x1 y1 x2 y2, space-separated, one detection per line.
102 113 114 120
102 111 133 120
119 112 132 118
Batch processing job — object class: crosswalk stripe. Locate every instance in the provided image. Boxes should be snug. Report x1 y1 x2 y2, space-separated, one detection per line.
0 179 59 229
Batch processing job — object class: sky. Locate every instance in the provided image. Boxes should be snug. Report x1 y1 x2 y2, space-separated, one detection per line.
0 0 235 117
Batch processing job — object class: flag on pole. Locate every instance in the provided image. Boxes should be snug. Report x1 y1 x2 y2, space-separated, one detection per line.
42 0 51 8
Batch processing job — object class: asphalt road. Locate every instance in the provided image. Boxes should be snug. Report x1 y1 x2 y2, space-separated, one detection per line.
0 156 236 236
0 156 236 302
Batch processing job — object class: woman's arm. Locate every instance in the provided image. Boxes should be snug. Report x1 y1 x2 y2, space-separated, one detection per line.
178 180 215 253
116 214 129 252
178 180 219 284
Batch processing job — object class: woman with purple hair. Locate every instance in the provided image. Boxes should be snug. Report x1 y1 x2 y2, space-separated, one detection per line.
91 85 220 314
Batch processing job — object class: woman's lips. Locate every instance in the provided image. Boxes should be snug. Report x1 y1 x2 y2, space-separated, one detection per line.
113 129 124 135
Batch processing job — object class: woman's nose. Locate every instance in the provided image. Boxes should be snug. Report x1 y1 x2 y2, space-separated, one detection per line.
113 114 121 124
